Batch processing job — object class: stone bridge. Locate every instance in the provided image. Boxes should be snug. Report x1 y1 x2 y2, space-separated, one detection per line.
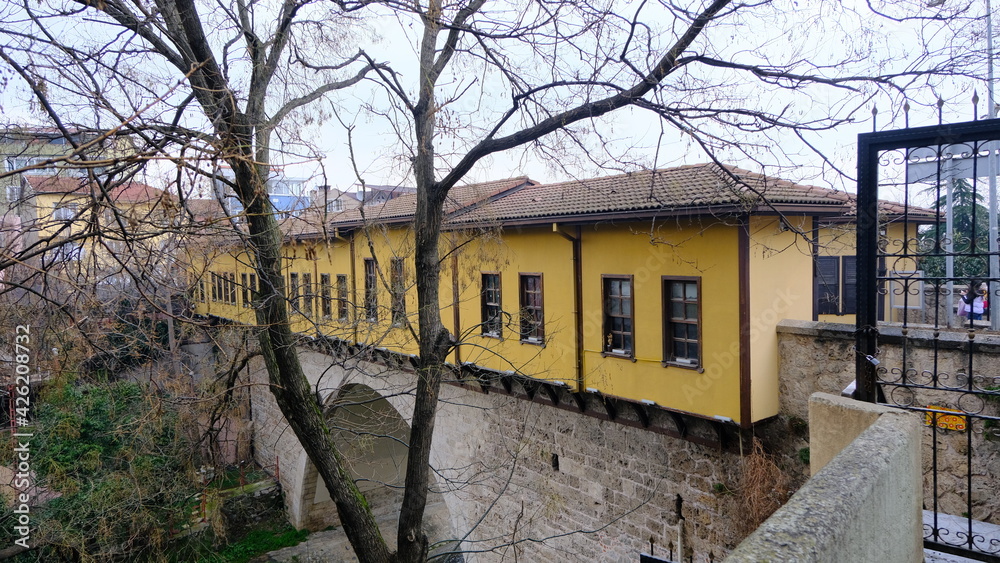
241 343 761 562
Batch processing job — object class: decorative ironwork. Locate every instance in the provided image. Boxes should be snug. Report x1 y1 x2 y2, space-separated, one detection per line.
858 114 1000 561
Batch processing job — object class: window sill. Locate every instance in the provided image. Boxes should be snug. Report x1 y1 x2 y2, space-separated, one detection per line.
481 332 502 340
662 360 703 372
601 351 636 362
520 337 545 347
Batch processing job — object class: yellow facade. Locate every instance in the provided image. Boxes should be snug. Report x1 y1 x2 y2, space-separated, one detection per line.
191 165 929 427
815 221 921 324
195 218 784 424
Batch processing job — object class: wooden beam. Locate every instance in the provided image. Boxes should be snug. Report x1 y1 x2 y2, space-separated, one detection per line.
541 383 560 406
602 396 617 421
669 412 687 437
630 402 650 428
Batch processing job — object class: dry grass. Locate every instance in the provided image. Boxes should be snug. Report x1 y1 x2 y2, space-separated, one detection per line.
737 437 790 536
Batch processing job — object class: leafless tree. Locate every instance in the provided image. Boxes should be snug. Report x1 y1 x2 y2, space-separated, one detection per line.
0 0 983 560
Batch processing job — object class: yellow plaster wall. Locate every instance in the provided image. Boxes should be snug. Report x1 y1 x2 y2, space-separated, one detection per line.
747 216 815 422
452 227 577 388
579 221 743 422
816 221 918 324
310 238 354 341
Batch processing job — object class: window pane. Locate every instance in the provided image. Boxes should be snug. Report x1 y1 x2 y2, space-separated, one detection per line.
685 282 698 300
671 302 684 318
686 303 698 319
665 278 701 367
621 281 631 297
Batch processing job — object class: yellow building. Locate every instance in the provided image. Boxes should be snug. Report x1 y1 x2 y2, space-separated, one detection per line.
8 175 176 296
194 163 931 428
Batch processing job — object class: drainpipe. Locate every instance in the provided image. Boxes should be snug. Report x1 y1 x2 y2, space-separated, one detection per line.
349 231 358 345
552 224 583 393
451 234 462 366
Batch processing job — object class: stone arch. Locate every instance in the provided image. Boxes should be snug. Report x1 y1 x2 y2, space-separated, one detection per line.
304 383 411 527
262 349 456 556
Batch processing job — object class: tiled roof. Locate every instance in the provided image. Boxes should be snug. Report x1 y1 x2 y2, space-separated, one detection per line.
281 209 330 239
24 175 88 194
448 164 848 225
330 176 536 227
109 182 164 203
303 163 934 238
446 164 936 225
25 175 165 203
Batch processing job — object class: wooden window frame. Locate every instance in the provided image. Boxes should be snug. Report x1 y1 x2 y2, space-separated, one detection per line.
815 255 856 316
662 276 702 369
390 258 406 326
519 273 544 344
303 272 313 318
481 272 502 338
320 273 332 319
601 275 635 359
336 274 349 321
363 259 378 322
289 272 300 312
228 273 237 305
241 273 250 307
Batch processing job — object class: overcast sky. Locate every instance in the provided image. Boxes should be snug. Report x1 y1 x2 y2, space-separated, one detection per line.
0 0 991 196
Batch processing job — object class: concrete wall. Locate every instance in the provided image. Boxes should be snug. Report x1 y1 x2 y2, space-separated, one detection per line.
725 393 923 563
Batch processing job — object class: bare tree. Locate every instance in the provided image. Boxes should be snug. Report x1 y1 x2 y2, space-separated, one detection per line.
0 0 983 560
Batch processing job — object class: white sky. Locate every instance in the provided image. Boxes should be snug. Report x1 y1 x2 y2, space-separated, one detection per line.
0 0 993 196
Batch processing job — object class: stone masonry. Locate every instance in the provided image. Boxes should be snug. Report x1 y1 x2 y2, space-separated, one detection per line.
243 343 761 562
777 319 1000 525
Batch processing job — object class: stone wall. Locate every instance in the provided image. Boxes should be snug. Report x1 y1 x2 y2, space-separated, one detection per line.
726 393 923 563
776 319 1000 525
243 343 771 562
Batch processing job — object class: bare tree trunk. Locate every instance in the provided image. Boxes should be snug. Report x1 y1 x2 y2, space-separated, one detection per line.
232 158 393 562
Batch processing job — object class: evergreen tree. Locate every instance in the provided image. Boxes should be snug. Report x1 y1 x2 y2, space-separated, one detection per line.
919 178 992 282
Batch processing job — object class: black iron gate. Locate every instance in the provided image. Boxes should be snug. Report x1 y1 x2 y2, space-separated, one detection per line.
858 116 1000 561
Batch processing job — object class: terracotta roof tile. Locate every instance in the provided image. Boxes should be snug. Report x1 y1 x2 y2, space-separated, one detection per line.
447 164 935 225
25 175 165 203
330 176 536 226
449 164 851 224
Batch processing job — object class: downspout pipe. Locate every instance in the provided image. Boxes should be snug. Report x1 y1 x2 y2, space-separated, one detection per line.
552 223 583 393
349 231 358 345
